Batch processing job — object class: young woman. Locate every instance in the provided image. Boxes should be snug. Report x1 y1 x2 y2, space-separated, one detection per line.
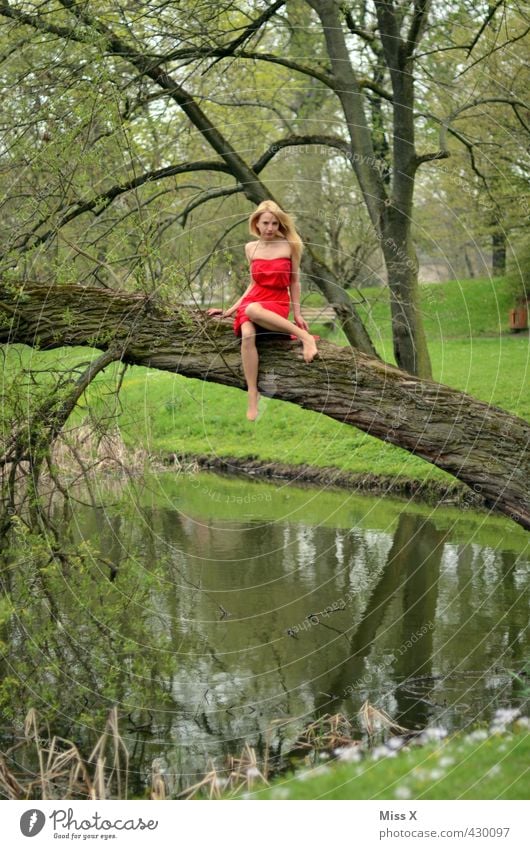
208 201 318 421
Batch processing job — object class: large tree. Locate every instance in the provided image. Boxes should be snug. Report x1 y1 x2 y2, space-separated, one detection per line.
412 3 530 279
2 281 529 530
1 2 527 375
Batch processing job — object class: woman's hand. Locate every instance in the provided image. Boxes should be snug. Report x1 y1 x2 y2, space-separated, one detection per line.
207 306 237 318
293 314 309 332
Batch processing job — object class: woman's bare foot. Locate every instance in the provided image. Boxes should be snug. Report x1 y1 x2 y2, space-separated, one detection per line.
246 390 260 421
302 335 318 363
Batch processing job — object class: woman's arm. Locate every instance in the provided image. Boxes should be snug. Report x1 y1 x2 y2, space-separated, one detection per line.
289 260 309 331
222 243 256 316
207 242 255 318
221 281 253 317
207 281 254 318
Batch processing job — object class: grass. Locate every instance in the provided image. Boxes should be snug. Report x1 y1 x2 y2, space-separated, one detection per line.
243 724 530 801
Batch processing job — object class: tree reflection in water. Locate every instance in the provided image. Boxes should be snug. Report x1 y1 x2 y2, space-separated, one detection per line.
1 474 527 792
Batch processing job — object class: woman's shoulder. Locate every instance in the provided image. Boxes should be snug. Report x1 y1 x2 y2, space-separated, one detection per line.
245 240 261 258
245 239 291 260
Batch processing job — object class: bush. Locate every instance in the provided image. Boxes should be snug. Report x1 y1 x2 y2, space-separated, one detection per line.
507 242 530 301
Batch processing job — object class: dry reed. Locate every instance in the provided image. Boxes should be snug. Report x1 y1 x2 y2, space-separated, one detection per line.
0 707 128 800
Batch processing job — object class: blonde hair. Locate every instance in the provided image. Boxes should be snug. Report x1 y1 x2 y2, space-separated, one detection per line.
249 200 304 267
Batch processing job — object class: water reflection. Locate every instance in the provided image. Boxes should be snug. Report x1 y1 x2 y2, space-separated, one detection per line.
1 473 528 792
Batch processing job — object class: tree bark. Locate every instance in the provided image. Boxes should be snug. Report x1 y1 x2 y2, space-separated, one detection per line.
1 282 528 530
492 230 507 277
381 207 432 378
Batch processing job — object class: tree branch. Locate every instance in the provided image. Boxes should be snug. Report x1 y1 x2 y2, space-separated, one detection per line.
252 134 352 173
8 160 233 255
414 149 450 167
404 0 431 61
2 282 528 530
203 0 286 69
466 0 505 57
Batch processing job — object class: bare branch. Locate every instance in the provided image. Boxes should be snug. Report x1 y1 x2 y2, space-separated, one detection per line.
342 8 377 44
182 46 336 88
457 23 530 77
0 0 84 41
58 232 122 288
415 149 450 167
205 0 286 69
8 160 233 256
466 0 506 57
252 134 352 173
176 184 243 228
404 0 431 61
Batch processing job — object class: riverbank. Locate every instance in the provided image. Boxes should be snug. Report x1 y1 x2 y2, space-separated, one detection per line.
162 451 485 508
240 715 530 801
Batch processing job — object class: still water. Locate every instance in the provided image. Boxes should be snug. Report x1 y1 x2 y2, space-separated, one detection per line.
3 471 529 793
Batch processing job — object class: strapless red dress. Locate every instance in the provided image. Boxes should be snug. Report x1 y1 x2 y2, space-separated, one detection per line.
233 257 292 336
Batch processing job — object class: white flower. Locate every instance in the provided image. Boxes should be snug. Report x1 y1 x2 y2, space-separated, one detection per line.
297 766 329 780
491 707 520 731
334 745 362 762
394 785 412 799
371 745 396 760
428 769 444 780
418 726 448 743
271 788 290 799
466 729 489 743
387 736 404 751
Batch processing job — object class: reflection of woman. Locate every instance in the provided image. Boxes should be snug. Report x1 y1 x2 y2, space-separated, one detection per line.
208 201 318 421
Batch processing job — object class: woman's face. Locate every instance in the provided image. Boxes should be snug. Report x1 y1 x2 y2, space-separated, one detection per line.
256 212 280 240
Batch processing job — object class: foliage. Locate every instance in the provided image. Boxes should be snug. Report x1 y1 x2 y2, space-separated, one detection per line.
0 507 177 735
506 240 530 300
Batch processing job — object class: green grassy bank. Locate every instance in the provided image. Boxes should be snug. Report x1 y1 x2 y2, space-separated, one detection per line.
242 722 530 801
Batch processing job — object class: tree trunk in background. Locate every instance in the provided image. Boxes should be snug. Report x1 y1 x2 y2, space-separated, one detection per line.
381 207 432 379
304 252 380 357
492 230 507 277
2 282 528 529
308 0 433 378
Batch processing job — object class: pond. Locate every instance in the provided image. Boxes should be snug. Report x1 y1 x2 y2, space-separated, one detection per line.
1 470 528 796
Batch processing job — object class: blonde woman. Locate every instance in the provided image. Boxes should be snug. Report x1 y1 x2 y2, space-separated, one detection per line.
209 201 318 421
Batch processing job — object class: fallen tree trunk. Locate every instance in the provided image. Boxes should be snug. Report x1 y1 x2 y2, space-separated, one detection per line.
1 283 529 529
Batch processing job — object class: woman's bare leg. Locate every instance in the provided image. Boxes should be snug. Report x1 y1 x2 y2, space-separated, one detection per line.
240 320 260 421
244 304 318 363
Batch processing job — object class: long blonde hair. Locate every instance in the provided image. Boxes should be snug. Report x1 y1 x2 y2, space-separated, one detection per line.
249 200 304 267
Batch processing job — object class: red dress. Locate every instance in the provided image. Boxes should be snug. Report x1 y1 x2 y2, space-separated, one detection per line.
233 257 292 336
